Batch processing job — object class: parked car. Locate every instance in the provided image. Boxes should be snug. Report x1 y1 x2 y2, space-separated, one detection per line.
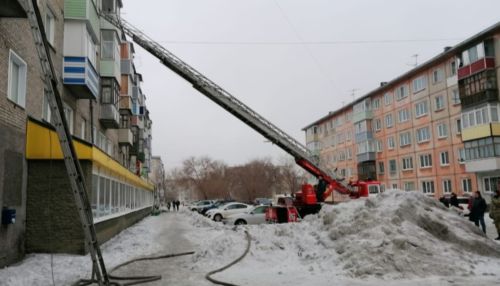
224 205 269 225
206 202 252 222
189 200 214 212
253 198 272 206
200 200 234 215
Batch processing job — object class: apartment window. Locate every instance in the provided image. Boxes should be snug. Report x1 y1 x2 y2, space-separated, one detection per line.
422 181 435 194
389 159 397 174
373 98 380 110
451 89 460 105
416 126 431 143
458 148 466 163
456 119 461 134
376 140 383 152
346 130 352 141
412 75 427 93
374 119 382 132
396 84 409 100
461 105 494 129
378 161 385 174
102 0 121 15
385 113 393 128
346 148 352 160
437 123 448 138
443 179 452 193
464 137 496 160
101 30 119 60
398 108 410 123
415 101 428 118
435 95 445 111
419 154 432 168
80 118 86 140
387 136 395 149
45 7 55 46
101 78 119 105
483 176 500 194
7 50 27 107
450 60 457 76
63 103 74 134
402 157 413 170
491 106 499 122
462 178 472 193
440 151 450 166
399 132 411 147
384 92 392 105
432 69 444 84
42 91 52 123
404 181 415 191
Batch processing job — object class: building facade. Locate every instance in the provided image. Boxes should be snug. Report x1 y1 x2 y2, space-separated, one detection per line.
0 0 155 266
304 23 500 200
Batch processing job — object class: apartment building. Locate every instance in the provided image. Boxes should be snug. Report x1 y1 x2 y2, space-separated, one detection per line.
0 0 155 266
304 23 500 200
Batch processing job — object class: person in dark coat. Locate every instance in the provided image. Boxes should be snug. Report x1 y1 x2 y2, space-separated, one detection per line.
450 192 459 208
469 191 487 233
175 200 180 211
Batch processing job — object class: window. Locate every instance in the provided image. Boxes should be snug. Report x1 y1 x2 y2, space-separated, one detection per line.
461 105 494 129
451 89 460 105
346 148 352 160
435 95 445 110
7 50 27 107
456 119 461 134
389 159 397 174
378 161 385 174
373 98 380 110
432 69 444 84
374 119 382 131
384 92 392 105
402 157 413 170
101 30 119 60
376 140 383 152
416 127 431 143
462 178 472 193
80 118 86 140
437 123 448 138
63 103 74 134
45 7 55 46
464 137 496 160
101 78 119 105
387 136 395 149
399 132 411 147
419 154 432 168
404 181 415 191
412 76 427 93
458 148 466 163
483 176 500 194
396 84 409 100
102 0 121 15
398 108 410 123
450 60 457 76
415 101 428 117
440 151 450 166
443 179 452 193
42 91 52 123
422 181 435 194
385 113 393 128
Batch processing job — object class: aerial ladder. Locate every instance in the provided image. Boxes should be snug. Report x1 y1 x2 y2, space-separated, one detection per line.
21 0 109 284
102 15 373 207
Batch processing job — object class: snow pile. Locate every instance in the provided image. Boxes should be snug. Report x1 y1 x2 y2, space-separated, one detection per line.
180 208 220 228
191 190 500 281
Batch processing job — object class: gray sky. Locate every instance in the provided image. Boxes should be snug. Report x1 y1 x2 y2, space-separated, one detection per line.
122 0 500 170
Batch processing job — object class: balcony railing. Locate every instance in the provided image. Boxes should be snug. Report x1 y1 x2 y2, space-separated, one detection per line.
355 131 373 143
121 59 133 75
64 0 99 39
119 95 133 113
118 128 133 146
458 57 495 80
99 104 119 129
63 57 99 99
352 110 373 123
459 88 499 108
357 152 376 162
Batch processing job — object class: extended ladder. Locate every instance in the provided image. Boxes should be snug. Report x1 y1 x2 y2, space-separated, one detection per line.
104 15 350 190
22 0 108 284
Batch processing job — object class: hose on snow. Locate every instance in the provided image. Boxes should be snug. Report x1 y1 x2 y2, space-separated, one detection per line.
205 230 252 286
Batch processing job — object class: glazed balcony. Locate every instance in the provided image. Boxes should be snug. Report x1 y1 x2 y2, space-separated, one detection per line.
119 95 133 114
458 57 495 80
63 57 99 99
99 104 120 129
118 128 133 146
352 110 373 123
355 131 373 144
357 152 376 163
64 0 99 38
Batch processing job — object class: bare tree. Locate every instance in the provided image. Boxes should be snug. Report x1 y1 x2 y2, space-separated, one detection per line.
277 156 306 195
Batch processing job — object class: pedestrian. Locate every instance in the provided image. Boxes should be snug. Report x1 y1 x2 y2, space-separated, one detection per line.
450 192 459 208
439 195 449 208
167 201 171 212
489 187 500 240
175 200 180 211
469 191 487 234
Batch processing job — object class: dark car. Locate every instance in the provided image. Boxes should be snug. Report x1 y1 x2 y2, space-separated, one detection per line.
200 199 234 215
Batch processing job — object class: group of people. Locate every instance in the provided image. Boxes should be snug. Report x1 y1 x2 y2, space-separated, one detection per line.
166 200 181 212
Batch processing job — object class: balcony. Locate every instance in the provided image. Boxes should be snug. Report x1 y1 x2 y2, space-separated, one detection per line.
352 110 373 123
0 0 27 17
357 152 376 162
459 88 498 108
64 0 99 39
121 59 133 75
119 95 133 114
466 158 500 173
458 57 495 80
99 104 120 129
355 131 373 143
63 57 99 99
131 115 144 129
118 129 133 146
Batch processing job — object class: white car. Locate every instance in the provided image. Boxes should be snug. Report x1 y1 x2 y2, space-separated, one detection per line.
224 205 269 225
206 202 251 222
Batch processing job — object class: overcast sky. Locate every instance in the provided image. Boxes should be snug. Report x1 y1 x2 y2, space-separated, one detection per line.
122 0 500 170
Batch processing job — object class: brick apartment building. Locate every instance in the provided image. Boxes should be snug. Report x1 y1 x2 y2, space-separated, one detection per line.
0 0 156 267
304 22 500 201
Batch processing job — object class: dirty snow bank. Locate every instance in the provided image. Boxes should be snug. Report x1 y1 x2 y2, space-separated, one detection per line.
192 190 500 283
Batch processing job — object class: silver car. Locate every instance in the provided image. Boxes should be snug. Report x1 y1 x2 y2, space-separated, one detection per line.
224 205 269 225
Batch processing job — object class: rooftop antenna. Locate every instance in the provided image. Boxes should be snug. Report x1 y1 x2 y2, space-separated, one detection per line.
407 54 419 67
349 88 359 101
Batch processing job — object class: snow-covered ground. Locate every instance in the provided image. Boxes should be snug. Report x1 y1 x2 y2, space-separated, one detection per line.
1 190 500 286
